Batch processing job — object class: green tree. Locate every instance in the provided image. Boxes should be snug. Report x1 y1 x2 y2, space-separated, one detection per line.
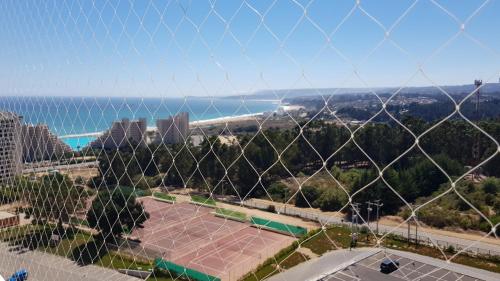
295 185 320 208
87 187 149 242
316 188 348 211
482 178 499 195
267 182 289 202
25 173 86 226
74 176 85 185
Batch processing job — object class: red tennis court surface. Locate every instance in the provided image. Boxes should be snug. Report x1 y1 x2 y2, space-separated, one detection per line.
133 197 296 281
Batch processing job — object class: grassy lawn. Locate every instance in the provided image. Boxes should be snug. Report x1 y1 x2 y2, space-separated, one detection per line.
96 251 154 271
153 192 176 202
215 208 246 220
0 224 39 242
1 224 56 250
42 232 92 257
241 247 307 281
240 230 322 281
190 195 216 206
301 225 371 255
279 252 309 269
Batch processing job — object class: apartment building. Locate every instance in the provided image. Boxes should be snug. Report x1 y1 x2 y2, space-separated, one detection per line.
21 124 72 162
92 118 147 150
156 112 189 144
0 112 22 185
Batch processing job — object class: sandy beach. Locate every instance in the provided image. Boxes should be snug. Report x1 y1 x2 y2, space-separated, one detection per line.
189 112 264 127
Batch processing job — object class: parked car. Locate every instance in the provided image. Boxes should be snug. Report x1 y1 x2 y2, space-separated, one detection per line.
8 269 28 281
380 259 399 273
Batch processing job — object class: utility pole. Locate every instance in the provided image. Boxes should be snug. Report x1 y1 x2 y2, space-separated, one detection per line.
408 203 414 245
350 202 361 250
373 200 383 235
472 79 482 180
284 188 288 214
408 218 411 245
366 201 373 227
415 210 418 246
351 203 361 231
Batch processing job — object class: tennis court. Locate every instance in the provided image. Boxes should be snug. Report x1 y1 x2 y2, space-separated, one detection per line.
133 198 295 281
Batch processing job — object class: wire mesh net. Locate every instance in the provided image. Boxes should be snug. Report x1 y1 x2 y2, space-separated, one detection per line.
0 0 499 281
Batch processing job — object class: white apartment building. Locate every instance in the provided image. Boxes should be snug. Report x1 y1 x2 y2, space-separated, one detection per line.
0 112 22 185
92 118 147 150
156 112 189 144
21 124 72 162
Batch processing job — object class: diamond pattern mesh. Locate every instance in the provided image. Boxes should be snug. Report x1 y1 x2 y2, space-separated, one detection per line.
0 1 499 281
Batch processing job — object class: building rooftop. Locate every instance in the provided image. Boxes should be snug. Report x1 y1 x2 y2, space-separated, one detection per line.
0 211 17 220
0 111 19 120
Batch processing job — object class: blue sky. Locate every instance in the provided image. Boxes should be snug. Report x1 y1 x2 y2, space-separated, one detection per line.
0 0 499 97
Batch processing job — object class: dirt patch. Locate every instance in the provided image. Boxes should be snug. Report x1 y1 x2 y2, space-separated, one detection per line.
379 216 500 247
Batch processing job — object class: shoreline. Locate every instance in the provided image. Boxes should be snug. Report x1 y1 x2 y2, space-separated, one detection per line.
60 112 266 139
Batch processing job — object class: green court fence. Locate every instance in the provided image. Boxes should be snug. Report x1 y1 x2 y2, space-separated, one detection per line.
250 217 307 237
154 258 221 281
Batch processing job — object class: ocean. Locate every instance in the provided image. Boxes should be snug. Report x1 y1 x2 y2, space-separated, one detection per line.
0 96 279 150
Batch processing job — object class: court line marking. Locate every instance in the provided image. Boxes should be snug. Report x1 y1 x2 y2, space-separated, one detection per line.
180 232 286 276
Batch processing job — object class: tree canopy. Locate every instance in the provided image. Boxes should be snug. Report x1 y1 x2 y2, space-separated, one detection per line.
24 173 86 225
86 186 149 242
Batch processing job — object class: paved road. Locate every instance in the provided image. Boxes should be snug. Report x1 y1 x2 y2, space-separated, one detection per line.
243 200 500 256
22 161 98 174
0 244 142 281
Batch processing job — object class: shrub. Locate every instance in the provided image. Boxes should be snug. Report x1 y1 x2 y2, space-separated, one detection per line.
74 176 85 185
266 205 276 213
316 188 348 211
267 182 288 201
445 245 456 254
295 185 320 208
483 178 500 194
360 225 369 235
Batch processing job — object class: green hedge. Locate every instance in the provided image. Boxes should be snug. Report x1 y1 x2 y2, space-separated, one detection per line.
153 192 176 202
215 208 246 221
190 195 216 206
250 217 307 237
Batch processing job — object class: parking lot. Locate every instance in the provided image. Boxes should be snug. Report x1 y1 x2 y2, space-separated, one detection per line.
323 251 483 281
0 243 142 281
